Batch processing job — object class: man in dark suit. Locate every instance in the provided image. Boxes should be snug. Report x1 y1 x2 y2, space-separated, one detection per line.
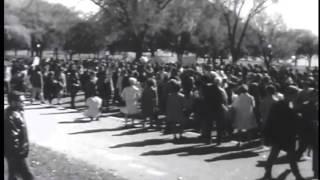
261 85 305 180
4 91 34 180
201 73 227 145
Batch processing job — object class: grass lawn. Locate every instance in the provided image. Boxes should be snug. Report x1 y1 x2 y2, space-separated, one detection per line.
4 144 126 180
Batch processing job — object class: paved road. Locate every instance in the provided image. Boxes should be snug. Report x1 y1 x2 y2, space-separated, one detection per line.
7 94 315 180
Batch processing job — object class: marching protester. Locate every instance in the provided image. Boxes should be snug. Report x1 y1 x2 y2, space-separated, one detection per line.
10 66 27 94
259 85 280 148
295 89 318 178
261 85 305 180
53 67 67 105
68 64 81 109
83 71 102 121
29 65 45 104
97 67 114 112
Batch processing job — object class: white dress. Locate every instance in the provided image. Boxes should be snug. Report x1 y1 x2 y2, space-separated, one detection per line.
232 93 257 130
120 86 141 115
84 96 102 118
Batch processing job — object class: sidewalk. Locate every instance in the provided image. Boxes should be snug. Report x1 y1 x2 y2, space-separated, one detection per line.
23 102 314 180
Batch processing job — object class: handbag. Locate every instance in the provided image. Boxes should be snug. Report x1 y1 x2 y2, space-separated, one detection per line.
118 99 126 107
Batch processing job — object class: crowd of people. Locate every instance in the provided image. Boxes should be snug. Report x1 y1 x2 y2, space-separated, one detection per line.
4 56 319 180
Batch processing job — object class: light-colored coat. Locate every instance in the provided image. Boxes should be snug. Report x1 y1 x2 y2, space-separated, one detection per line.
232 93 257 130
121 85 141 114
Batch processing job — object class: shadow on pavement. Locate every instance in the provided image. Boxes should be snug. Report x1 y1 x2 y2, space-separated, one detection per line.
101 108 120 113
141 145 200 156
112 127 158 136
59 117 93 124
59 120 92 124
256 169 291 180
109 138 172 148
99 112 122 118
205 150 259 162
178 140 261 156
141 139 261 158
63 105 87 109
41 111 80 115
24 106 56 110
275 169 291 180
256 155 307 167
68 126 128 135
56 99 85 105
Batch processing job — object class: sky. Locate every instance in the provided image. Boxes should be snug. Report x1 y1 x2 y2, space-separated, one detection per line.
44 0 318 36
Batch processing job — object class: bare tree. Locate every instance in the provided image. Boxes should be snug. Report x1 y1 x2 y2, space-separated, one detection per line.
209 0 277 63
251 12 286 69
89 0 173 61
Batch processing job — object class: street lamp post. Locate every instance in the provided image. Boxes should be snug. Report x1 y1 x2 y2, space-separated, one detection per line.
292 55 297 66
265 44 272 70
36 43 41 59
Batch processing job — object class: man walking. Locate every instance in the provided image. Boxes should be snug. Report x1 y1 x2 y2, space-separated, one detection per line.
29 66 45 104
261 86 305 180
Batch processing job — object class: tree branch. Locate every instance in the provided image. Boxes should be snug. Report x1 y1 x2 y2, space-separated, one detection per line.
158 0 173 10
231 0 245 47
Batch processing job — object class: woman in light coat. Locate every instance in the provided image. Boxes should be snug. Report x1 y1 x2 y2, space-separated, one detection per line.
121 77 141 127
231 84 257 145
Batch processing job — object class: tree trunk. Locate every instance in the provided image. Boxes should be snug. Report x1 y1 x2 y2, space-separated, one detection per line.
14 49 17 57
151 49 156 57
308 55 312 68
177 52 183 65
134 38 143 62
264 58 270 71
220 56 224 65
54 48 58 60
231 49 239 64
135 49 143 62
70 53 73 61
134 33 145 62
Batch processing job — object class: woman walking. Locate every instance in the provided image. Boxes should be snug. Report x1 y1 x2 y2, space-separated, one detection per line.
83 71 102 121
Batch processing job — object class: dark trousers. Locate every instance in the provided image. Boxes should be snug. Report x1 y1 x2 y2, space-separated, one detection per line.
202 114 213 140
202 112 224 143
47 91 55 104
264 145 303 179
70 93 77 108
214 112 225 143
313 127 319 177
6 157 34 180
4 81 10 94
113 88 120 103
